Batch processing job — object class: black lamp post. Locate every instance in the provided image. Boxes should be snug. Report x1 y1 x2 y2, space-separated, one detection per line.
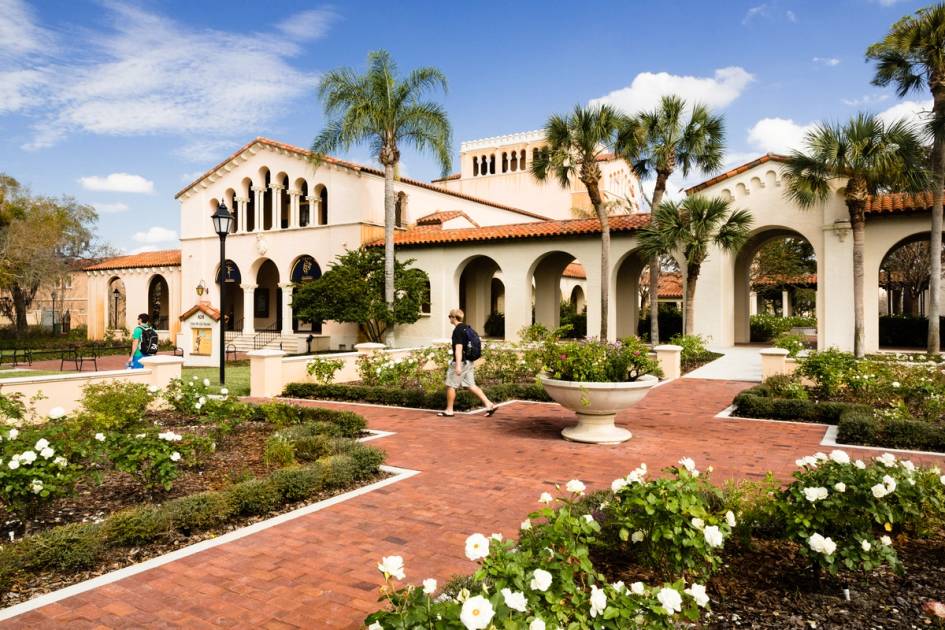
112 288 120 329
212 201 234 385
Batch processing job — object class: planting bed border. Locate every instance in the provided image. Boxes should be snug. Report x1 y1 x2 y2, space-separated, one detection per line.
281 382 552 411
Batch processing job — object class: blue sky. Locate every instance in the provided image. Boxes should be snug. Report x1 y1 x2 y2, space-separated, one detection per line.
0 0 934 252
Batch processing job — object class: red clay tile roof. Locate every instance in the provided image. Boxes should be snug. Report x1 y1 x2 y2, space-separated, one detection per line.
179 303 221 321
369 213 651 248
685 154 788 194
865 191 944 215
415 210 480 228
753 273 817 286
658 273 683 299
175 138 550 222
430 173 461 182
563 262 585 279
85 249 181 271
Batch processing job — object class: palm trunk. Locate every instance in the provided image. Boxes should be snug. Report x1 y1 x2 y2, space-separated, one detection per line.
852 215 866 357
383 162 396 346
649 172 669 343
684 266 700 336
928 90 945 354
586 181 609 339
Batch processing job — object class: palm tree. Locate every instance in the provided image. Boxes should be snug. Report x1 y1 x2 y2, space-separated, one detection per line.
531 104 625 339
783 114 929 357
638 196 752 335
311 50 452 343
868 3 945 354
616 95 725 343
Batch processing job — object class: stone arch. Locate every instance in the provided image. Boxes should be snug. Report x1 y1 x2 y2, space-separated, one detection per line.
314 184 328 224
262 169 274 230
242 177 255 231
277 173 290 229
455 255 504 339
473 155 479 177
612 248 647 338
570 285 586 312
107 276 126 330
290 254 322 333
223 188 237 232
216 259 244 332
527 250 583 332
295 178 310 227
253 258 281 331
147 274 170 330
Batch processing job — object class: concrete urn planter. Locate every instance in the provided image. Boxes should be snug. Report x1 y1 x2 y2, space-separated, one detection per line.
539 374 659 444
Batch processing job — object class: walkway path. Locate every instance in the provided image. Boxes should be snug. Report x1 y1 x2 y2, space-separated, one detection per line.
685 345 763 382
5 378 943 628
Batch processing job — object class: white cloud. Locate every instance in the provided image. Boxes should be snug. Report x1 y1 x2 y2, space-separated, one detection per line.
276 8 337 41
743 3 796 25
785 10 797 22
743 4 771 24
591 67 754 115
132 226 178 244
876 99 933 128
79 173 155 193
842 93 891 106
722 151 761 168
870 0 909 5
747 118 817 154
175 140 238 164
0 0 53 58
812 57 840 67
92 202 128 214
5 3 323 150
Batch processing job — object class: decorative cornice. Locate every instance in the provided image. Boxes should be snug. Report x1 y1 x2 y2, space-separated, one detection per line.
460 130 545 153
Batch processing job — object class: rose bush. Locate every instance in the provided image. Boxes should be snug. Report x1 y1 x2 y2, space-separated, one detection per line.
542 336 660 383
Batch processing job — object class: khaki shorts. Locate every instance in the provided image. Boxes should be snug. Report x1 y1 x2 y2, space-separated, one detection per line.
445 360 476 388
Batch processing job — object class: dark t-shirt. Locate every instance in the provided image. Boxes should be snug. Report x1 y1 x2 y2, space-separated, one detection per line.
451 323 467 360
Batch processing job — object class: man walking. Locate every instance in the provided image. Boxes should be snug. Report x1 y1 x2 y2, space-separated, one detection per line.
438 308 497 417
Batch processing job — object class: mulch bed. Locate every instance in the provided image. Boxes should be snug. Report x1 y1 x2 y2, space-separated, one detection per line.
598 532 945 628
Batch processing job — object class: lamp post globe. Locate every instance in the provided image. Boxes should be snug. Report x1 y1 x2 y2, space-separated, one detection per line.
212 201 233 385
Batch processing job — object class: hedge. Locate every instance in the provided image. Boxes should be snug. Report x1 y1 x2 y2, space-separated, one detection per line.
0 425 385 588
732 387 866 424
281 382 551 410
637 310 682 343
248 402 366 436
879 315 945 350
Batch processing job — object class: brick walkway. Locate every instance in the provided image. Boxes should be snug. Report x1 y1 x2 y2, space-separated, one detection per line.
5 378 945 628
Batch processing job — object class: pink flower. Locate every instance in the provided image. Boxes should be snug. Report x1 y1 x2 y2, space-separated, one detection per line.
924 600 945 620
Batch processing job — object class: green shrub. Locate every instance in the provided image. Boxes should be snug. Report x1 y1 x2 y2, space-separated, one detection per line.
879 314 945 349
733 390 861 424
838 410 945 451
102 506 172 547
344 444 385 477
542 336 660 382
773 332 807 357
165 491 234 534
750 314 816 342
763 374 808 400
227 479 281 517
269 466 323 502
282 381 550 409
79 381 156 431
15 522 105 572
297 407 366 437
558 300 586 338
306 356 345 384
799 348 857 398
638 308 683 342
483 310 505 338
263 434 296 467
104 431 214 492
252 402 303 427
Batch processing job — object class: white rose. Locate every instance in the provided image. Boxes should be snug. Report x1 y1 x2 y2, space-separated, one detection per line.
198 396 207 405
19 450 36 464
855 459 866 469
631 530 644 543
30 479 43 494
691 517 705 530
565 479 586 495
871 484 888 498
877 452 897 467
530 568 552 592
630 581 645 595
656 587 683 615
170 451 181 462
834 482 846 493
881 535 892 546
589 584 607 618
520 518 531 531
422 578 437 595
900 460 915 472
583 514 594 523
491 532 503 541
368 623 383 630
891 381 901 388
7 459 19 470
459 595 494 630
501 587 527 613
940 474 945 486
220 388 229 396
377 555 406 580
611 581 626 593
883 475 897 492
203 378 210 387
685 583 710 608
703 525 724 548
39 447 54 459
803 487 828 503
8 429 18 440
464 533 490 561
726 511 737 528
528 620 546 630
678 457 699 476
94 433 106 442
53 456 68 466
808 533 836 556
829 450 850 464
611 478 628 492
47 407 66 420
538 492 553 504
36 437 52 451
861 540 872 552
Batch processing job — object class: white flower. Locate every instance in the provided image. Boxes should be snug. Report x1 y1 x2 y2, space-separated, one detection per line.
583 514 594 523
198 396 207 405
538 492 553 504
422 578 437 595
501 587 527 613
203 378 210 387
7 429 18 440
861 540 872 552
528 620 546 630
691 517 705 530
192 375 198 380
7 458 19 470
459 595 494 630
803 487 829 503
35 436 52 450
611 581 626 593
491 532 503 541
630 581 645 595
940 474 945 486
726 511 737 528
377 555 406 580
30 479 43 494
47 407 66 420
795 455 818 468
589 584 607 618
814 452 828 461
158 431 182 442
53 456 67 466
656 587 683 615
465 533 490 561
135 433 145 438
147 384 160 394
611 477 628 492
829 450 850 464
368 623 383 630
883 475 897 492
170 451 181 462
626 463 648 483
808 533 836 556
631 530 644 543
39 447 54 459
855 459 866 469
834 482 846 493
685 583 710 608
881 535 892 546
219 388 229 396
530 568 552 592
703 525 724 548
877 452 897 467
900 460 915 472
566 479 586 495
521 518 531 531
678 457 699 476
19 450 36 465
871 483 888 498
892 381 901 388
94 433 106 442
194 402 203 411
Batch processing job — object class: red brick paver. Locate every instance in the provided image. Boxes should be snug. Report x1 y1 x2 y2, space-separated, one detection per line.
5 379 944 628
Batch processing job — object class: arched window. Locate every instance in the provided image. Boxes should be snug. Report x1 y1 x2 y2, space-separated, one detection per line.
279 174 290 228
510 151 518 172
319 186 328 224
148 275 170 330
225 189 237 233
299 180 310 227
532 148 539 163
489 154 496 174
263 169 273 230
243 177 255 232
107 277 126 330
395 192 407 227
501 152 508 173
520 149 526 171
473 156 479 177
421 275 431 315
291 255 323 333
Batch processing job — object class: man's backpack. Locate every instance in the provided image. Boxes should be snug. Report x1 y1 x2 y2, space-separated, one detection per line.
139 326 159 356
463 325 482 362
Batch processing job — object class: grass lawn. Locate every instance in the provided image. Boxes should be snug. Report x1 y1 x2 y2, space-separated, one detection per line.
182 360 250 396
0 369 66 379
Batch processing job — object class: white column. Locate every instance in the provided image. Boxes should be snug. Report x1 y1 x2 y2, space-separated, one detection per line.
288 190 300 228
241 284 256 334
307 195 320 225
235 197 248 233
280 283 294 336
749 291 758 316
252 187 264 233
781 289 791 317
270 184 285 230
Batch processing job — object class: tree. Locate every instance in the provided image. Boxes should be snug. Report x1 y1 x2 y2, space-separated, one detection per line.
750 237 816 291
880 241 944 315
616 95 725 343
531 104 626 339
291 248 430 344
311 50 452 345
637 196 752 335
0 183 97 335
783 114 929 357
868 3 945 354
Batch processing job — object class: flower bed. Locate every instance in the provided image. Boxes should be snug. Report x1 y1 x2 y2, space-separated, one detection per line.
364 454 945 628
283 381 550 410
0 379 385 606
733 349 945 452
